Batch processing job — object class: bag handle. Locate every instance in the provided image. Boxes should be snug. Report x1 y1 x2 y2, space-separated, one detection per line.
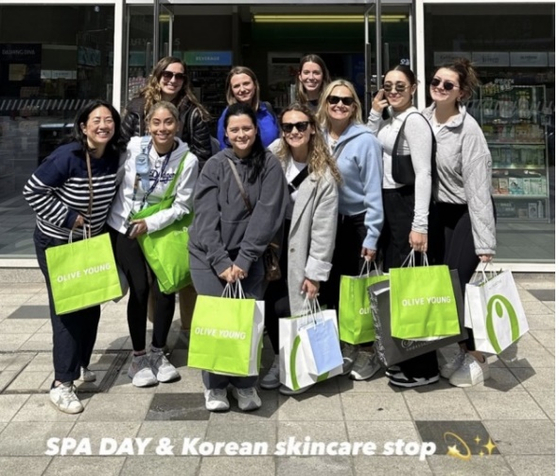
359 259 380 277
226 158 253 213
402 250 430 268
221 280 246 299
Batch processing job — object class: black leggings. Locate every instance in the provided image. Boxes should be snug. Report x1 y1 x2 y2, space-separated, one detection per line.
109 227 175 352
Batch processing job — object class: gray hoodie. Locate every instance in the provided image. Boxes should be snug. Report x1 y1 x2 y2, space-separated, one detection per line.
188 148 289 275
422 103 496 255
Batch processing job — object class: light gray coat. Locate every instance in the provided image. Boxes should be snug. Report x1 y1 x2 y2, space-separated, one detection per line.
286 168 339 316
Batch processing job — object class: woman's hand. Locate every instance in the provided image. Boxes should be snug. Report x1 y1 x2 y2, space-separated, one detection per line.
231 264 247 282
128 219 148 239
409 231 428 253
478 254 494 263
219 267 235 283
73 215 85 229
372 89 389 114
301 278 320 300
361 247 376 262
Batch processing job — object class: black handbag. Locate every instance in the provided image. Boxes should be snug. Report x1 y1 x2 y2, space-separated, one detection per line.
391 112 437 186
226 158 281 281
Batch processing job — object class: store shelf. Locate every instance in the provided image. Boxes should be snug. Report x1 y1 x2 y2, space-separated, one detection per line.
493 195 547 199
492 166 546 170
486 141 546 145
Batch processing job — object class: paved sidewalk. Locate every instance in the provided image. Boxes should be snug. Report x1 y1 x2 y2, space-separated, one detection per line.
0 273 554 476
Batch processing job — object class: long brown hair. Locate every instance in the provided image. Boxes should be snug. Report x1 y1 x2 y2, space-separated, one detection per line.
276 103 341 183
438 58 479 101
225 66 261 111
295 54 331 105
139 56 210 120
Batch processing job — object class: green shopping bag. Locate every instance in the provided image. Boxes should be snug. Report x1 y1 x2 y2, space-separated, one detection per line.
389 252 460 339
46 232 122 315
187 283 264 376
339 262 387 344
133 151 193 294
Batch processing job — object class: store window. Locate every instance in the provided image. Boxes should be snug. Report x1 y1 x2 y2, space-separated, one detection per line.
0 5 114 257
424 3 555 262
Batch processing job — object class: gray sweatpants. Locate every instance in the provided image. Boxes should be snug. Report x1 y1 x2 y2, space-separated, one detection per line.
190 257 266 390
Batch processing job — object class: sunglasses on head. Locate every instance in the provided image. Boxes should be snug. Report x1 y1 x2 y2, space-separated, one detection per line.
327 95 355 106
430 78 458 91
161 71 186 81
382 82 409 93
281 121 310 133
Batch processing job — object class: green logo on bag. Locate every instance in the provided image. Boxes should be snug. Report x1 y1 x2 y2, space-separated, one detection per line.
289 336 328 391
485 294 520 354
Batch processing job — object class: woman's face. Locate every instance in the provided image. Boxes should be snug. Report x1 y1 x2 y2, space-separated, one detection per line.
148 107 178 151
429 68 463 106
299 62 324 96
226 114 257 157
230 73 256 104
158 62 185 101
81 106 115 151
281 110 314 151
383 70 415 112
326 85 356 124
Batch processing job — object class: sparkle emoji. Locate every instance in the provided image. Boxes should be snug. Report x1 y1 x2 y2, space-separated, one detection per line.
444 432 472 461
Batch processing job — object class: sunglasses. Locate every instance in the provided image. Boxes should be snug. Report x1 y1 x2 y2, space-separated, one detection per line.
281 121 310 133
327 95 355 106
382 82 410 93
430 78 458 91
161 71 186 81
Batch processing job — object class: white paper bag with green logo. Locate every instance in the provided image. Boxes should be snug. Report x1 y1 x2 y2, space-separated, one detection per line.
389 252 461 339
279 306 342 391
187 282 264 376
339 261 386 344
46 232 122 315
464 270 528 354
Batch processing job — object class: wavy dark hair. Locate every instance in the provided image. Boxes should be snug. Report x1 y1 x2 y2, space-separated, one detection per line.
436 57 479 101
71 99 124 158
223 102 265 184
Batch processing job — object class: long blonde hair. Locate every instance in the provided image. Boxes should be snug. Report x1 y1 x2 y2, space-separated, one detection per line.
276 103 341 184
317 79 363 129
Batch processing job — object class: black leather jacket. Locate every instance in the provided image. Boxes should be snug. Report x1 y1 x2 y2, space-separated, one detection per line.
121 97 212 171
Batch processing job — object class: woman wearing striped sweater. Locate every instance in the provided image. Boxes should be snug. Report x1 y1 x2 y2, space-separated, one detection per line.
23 99 124 414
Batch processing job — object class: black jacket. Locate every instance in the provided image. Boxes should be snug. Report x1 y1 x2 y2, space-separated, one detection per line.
121 97 212 171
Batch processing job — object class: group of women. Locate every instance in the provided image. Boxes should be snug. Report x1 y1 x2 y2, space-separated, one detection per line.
24 52 496 415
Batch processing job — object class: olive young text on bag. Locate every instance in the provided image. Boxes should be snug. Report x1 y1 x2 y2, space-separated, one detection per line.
187 282 264 376
464 269 529 354
133 148 193 294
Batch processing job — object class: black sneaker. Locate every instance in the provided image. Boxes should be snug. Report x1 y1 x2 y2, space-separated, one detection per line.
388 372 439 388
384 366 401 378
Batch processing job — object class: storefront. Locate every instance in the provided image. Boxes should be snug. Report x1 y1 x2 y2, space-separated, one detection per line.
0 0 554 268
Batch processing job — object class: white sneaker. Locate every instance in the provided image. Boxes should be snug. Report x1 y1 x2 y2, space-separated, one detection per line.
128 354 158 387
279 384 313 396
449 353 490 388
260 355 280 390
350 351 381 381
341 343 359 376
149 348 180 383
440 349 466 379
49 382 83 414
79 367 96 382
204 388 230 412
231 386 262 411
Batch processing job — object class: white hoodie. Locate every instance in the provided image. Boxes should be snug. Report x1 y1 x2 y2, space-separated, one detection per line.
108 136 198 234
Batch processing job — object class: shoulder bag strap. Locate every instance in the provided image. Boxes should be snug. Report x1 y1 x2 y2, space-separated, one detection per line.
160 150 189 203
288 166 309 194
226 158 253 213
84 152 94 239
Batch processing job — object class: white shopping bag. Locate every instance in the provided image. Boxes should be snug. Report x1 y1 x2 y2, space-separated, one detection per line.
465 270 529 354
279 306 343 391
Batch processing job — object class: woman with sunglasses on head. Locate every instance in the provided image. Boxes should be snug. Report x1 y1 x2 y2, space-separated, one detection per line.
122 56 212 171
23 100 125 414
216 66 280 150
108 101 199 388
261 103 341 394
317 79 384 382
367 65 438 388
189 103 288 412
422 58 496 387
295 54 331 112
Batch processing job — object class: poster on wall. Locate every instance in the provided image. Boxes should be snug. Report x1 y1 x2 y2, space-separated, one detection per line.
0 43 42 96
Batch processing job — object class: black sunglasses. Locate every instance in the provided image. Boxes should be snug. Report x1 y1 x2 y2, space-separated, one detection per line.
327 95 355 106
430 78 458 91
382 82 409 93
281 121 310 133
161 71 186 81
